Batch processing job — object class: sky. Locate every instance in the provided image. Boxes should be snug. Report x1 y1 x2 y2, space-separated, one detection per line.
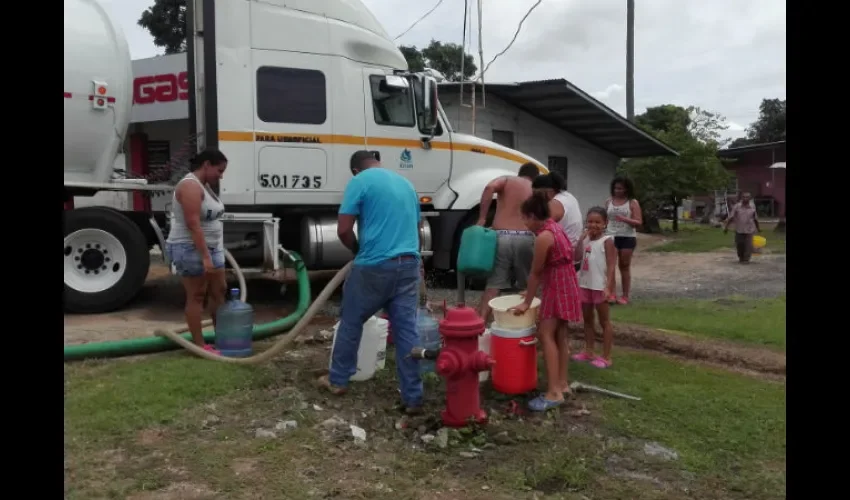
106 0 786 140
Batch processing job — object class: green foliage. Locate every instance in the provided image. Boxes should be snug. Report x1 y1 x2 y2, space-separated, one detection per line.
621 105 732 215
729 98 786 148
398 45 425 72
399 40 477 81
138 0 187 55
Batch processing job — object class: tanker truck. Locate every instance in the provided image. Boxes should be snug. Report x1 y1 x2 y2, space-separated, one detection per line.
63 0 550 314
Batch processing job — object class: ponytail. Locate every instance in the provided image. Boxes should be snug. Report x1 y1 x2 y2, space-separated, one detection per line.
520 191 551 220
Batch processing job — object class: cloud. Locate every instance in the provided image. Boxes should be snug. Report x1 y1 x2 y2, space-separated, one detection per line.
591 84 624 101
108 0 785 137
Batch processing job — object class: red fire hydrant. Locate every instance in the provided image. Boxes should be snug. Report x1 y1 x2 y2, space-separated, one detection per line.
413 305 494 427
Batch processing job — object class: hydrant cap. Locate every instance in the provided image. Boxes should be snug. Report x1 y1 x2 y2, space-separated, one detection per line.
439 306 485 338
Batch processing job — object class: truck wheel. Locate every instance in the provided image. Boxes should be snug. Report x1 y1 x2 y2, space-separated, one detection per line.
64 207 150 313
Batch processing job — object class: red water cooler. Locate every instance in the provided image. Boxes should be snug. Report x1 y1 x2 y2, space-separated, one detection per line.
488 325 538 395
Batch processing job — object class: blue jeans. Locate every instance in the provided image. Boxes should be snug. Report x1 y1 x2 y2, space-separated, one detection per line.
167 242 225 277
329 256 423 407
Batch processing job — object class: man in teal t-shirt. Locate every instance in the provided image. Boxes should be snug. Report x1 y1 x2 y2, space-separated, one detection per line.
319 150 423 413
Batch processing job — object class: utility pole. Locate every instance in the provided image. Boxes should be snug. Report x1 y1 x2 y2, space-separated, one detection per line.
626 0 635 122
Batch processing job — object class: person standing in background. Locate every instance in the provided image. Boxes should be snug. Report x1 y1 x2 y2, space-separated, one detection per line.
605 176 642 305
320 151 424 415
724 191 760 263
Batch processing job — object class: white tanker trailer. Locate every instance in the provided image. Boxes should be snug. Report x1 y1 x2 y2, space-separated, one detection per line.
63 0 176 313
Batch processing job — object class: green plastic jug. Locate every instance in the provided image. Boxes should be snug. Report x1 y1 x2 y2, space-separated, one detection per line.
457 225 498 276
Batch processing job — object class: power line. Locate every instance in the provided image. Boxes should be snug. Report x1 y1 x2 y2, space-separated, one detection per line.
477 0 543 79
393 0 445 41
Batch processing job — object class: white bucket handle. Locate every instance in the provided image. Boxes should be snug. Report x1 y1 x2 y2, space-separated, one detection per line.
518 338 538 347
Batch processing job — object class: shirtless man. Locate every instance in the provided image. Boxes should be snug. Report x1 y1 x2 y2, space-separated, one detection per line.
476 162 540 322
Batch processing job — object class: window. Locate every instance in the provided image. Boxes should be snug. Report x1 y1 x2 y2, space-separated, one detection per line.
370 75 415 127
492 129 515 149
547 156 568 182
256 66 326 124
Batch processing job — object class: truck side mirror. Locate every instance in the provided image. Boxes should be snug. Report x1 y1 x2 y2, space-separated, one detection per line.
422 76 438 132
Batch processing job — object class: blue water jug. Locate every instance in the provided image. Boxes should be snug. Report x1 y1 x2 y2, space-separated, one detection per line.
417 307 441 375
457 225 498 276
214 288 254 358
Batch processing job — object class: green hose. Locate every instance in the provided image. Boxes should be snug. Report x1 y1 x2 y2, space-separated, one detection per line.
63 252 312 362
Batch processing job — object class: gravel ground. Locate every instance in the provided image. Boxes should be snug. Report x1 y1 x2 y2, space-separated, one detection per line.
419 249 786 306
64 246 785 345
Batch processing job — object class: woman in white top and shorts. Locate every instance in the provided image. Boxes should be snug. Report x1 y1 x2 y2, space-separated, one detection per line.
604 176 642 305
165 149 228 353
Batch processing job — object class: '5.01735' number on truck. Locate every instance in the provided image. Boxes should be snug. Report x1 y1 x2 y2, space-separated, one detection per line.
258 174 323 189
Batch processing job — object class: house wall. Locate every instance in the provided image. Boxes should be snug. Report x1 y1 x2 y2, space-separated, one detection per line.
695 145 786 218
440 88 621 216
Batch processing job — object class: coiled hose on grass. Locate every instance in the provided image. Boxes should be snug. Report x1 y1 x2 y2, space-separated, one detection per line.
63 249 345 362
154 258 352 364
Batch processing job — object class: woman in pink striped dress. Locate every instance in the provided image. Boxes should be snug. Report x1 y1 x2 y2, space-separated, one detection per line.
511 192 582 411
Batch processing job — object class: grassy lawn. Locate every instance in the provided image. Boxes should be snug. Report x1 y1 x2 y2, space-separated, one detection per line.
648 221 785 253
65 338 786 499
611 296 786 351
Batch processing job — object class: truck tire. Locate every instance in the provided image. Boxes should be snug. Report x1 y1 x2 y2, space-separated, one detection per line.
64 207 150 313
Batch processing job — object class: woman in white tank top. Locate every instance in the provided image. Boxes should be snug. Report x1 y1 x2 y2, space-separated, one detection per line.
165 149 228 354
604 176 642 305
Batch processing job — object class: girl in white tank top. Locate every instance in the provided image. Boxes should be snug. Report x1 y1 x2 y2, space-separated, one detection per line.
572 207 617 369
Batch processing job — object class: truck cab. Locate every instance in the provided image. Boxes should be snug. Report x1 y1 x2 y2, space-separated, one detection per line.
190 0 546 271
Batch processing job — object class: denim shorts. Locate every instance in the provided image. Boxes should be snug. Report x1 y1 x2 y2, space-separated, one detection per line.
166 242 225 277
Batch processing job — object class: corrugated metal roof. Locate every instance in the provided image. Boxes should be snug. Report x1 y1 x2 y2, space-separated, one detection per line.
719 140 785 156
439 79 678 158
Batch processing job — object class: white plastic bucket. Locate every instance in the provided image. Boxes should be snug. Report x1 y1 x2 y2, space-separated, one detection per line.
488 294 541 329
329 316 388 382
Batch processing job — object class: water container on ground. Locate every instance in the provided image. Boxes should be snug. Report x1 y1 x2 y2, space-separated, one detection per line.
457 225 498 276
416 307 441 375
329 316 388 382
489 325 538 395
214 288 254 358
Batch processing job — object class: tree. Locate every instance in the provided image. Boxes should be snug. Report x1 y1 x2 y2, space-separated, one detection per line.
729 98 786 148
138 0 187 54
398 45 425 72
400 41 476 82
622 105 733 233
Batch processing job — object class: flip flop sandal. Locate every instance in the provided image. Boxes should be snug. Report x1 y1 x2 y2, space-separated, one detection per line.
202 344 220 355
316 374 348 396
528 395 565 412
607 295 618 304
616 297 630 305
571 351 595 362
591 358 612 369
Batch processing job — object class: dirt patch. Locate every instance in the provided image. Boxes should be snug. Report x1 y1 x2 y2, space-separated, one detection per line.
576 323 786 376
125 482 216 500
